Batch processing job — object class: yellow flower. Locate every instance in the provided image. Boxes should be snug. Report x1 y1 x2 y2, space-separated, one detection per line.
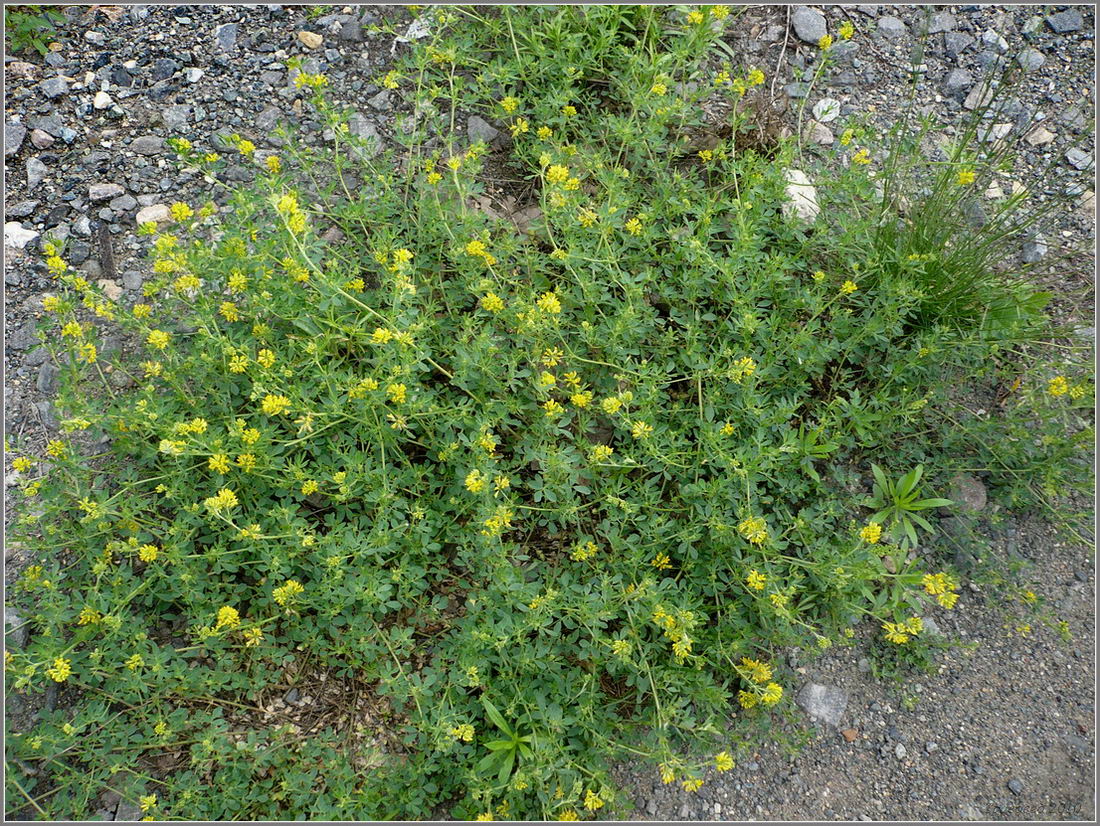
737 689 758 709
651 552 672 570
146 330 170 349
956 168 976 186
761 682 783 704
738 515 768 545
624 217 642 235
747 67 765 86
859 522 883 544
583 790 604 811
937 591 959 609
500 96 519 114
571 541 598 561
715 751 734 771
465 469 487 494
301 480 319 496
265 155 281 173
536 125 553 140
546 164 570 185
590 444 614 463
138 544 159 563
257 349 276 368
126 653 144 670
46 439 67 458
557 810 579 821
273 579 305 606
905 616 923 634
730 356 756 383
537 292 562 314
711 5 731 19
386 383 407 404
741 656 772 684
561 104 577 117
686 10 704 24
382 70 400 90
480 292 505 313
139 794 157 812
1047 376 1069 397
882 621 910 644
208 454 230 474
449 723 475 742
570 391 593 408
746 569 767 591
682 777 704 792
243 626 264 646
12 456 33 472
838 20 854 40
476 814 493 822
818 34 833 49
203 487 239 513
650 81 668 96
510 117 529 137
852 148 871 165
631 420 653 439
840 280 858 295
261 394 292 416
170 202 193 221
840 129 855 146
46 657 72 682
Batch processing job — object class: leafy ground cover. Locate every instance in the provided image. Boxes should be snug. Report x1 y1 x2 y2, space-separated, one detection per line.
5 6 1093 821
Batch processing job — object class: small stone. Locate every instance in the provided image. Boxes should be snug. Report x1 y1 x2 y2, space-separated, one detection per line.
4 222 39 249
1007 778 1024 795
89 183 125 202
959 803 985 821
841 728 858 742
895 743 907 759
85 30 106 45
7 200 38 218
980 29 1009 54
131 135 163 155
783 169 819 222
857 657 871 673
963 82 996 110
925 12 954 34
468 115 501 145
1046 9 1084 34
37 362 59 394
5 121 26 157
161 104 191 131
943 68 972 99
812 97 841 123
795 682 849 727
30 128 55 149
806 120 834 145
347 111 382 159
135 203 172 225
184 67 205 83
877 16 907 39
40 76 70 99
1066 148 1094 171
1026 126 1056 146
784 82 811 99
5 607 28 649
26 156 48 188
922 616 943 636
791 6 827 44
1016 48 1046 72
93 90 113 110
97 279 123 301
367 89 391 110
73 215 93 237
115 801 142 822
298 30 324 49
949 473 987 512
1022 236 1047 264
925 742 939 753
977 123 1012 142
214 22 239 51
944 32 975 59
151 57 180 81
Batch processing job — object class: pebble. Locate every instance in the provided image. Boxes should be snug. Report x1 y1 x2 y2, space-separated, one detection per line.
1066 148 1094 171
795 681 848 727
185 67 205 83
40 76 70 99
298 30 324 49
1008 778 1024 795
980 29 1009 54
949 473 987 512
161 104 191 131
924 12 955 34
37 362 59 394
26 157 48 189
895 743 907 759
943 68 972 99
1016 48 1046 72
806 120 834 145
1046 9 1084 34
5 121 27 156
782 168 819 222
135 203 172 225
30 128 55 149
467 114 502 145
943 32 974 60
812 97 841 123
1022 236 1047 264
131 135 163 155
7 200 38 219
214 22 239 51
791 6 827 45
89 183 126 202
85 30 106 45
5 607 28 649
1026 125 1056 146
877 16 907 39
93 90 113 110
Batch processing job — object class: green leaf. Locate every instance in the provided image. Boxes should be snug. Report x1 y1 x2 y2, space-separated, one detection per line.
481 696 514 737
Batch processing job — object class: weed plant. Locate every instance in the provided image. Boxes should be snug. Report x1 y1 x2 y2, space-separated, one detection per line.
4 6 1093 820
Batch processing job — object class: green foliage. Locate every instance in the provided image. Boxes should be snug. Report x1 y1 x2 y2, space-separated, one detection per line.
866 465 953 550
5 5 1092 822
4 5 64 56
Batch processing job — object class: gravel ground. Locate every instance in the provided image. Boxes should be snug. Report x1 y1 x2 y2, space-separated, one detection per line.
3 5 1095 822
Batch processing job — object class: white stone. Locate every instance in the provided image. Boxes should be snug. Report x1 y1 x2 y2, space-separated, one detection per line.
93 90 113 110
812 97 841 123
97 279 123 301
297 30 323 49
135 203 172 224
4 222 39 249
1026 126 1055 146
783 169 819 222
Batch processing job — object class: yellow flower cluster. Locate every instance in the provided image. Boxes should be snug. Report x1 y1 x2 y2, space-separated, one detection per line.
746 569 767 590
465 469 487 494
651 604 695 663
859 522 883 544
216 606 241 629
262 394 292 416
465 239 497 267
882 616 923 644
203 487 239 513
737 515 768 545
571 540 598 561
922 572 959 608
449 723 475 742
729 356 756 383
273 579 305 606
481 505 515 537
